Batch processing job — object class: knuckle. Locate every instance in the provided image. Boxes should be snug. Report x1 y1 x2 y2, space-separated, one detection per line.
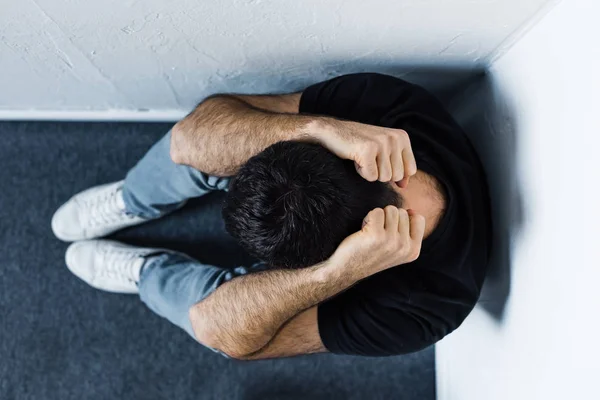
376 136 390 151
373 230 386 243
364 234 379 246
409 243 422 261
384 132 395 145
387 133 400 147
398 129 409 140
383 234 396 247
410 248 421 262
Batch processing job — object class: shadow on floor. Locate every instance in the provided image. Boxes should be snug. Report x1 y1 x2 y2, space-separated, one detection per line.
448 72 524 322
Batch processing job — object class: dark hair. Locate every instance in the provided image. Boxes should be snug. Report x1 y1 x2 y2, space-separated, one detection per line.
223 141 402 269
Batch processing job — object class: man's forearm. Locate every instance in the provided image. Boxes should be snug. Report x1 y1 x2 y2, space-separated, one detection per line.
170 95 329 175
189 259 365 358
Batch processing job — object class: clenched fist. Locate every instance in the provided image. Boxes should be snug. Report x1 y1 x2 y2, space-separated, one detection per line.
329 206 426 280
310 119 418 186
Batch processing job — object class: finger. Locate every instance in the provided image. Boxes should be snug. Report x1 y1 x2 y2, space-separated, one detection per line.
384 206 399 231
356 148 379 182
397 208 410 236
397 148 416 188
402 146 417 181
376 151 393 182
407 209 426 241
363 208 385 230
398 176 410 189
390 144 404 182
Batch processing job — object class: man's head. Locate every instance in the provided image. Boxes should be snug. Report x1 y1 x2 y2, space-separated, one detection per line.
223 141 402 269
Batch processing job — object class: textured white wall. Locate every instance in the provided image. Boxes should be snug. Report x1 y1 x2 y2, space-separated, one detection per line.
0 0 552 118
437 0 600 399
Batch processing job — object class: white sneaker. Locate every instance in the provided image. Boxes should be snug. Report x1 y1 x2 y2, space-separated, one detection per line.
66 240 163 294
52 181 147 242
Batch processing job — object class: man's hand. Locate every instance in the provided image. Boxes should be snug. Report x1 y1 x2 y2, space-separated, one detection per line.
307 120 417 186
329 206 426 280
170 92 416 183
190 206 425 358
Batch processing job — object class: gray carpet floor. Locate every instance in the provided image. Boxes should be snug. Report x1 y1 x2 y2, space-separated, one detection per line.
0 121 435 400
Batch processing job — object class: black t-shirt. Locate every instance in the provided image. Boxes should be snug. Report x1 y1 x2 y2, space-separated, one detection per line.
299 73 493 356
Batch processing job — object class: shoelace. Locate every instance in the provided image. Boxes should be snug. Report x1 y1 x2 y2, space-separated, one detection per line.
84 187 135 228
96 245 145 283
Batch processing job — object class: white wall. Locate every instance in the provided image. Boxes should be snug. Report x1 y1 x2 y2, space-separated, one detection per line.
0 0 552 119
437 0 600 399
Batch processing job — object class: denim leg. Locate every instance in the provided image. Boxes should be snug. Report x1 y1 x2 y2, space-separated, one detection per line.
122 131 230 219
138 252 266 341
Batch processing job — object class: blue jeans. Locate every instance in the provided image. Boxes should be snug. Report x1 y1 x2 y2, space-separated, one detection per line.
121 131 264 342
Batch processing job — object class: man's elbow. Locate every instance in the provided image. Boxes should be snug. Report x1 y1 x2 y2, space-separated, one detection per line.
188 306 253 360
188 305 220 348
169 122 188 165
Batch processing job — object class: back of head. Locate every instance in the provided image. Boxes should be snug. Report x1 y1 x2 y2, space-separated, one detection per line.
223 141 401 269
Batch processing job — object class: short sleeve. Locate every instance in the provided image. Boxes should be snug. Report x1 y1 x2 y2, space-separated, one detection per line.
299 73 455 128
299 72 478 178
317 268 470 356
299 73 411 125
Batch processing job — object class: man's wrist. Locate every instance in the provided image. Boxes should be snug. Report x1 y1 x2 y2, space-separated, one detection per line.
312 256 367 287
297 116 339 142
311 260 337 285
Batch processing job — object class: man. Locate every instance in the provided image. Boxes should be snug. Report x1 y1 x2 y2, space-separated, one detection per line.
52 73 492 359
223 140 405 269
